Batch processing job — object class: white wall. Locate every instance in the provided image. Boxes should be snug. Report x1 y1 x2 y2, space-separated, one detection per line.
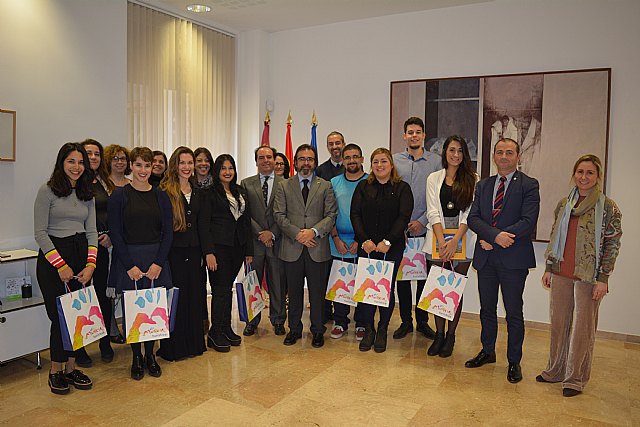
0 0 127 250
237 0 640 335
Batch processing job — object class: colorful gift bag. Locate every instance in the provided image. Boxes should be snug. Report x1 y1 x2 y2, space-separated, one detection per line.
123 281 170 344
325 258 357 307
57 283 108 351
353 256 394 308
236 265 265 322
417 263 467 321
397 237 428 280
166 287 179 333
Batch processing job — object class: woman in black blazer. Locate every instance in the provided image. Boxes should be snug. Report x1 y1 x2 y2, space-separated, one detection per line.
203 154 253 352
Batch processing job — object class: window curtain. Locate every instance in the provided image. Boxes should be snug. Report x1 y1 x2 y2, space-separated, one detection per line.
127 3 236 155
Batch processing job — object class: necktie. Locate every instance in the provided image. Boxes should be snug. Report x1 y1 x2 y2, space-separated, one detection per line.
262 176 269 206
302 178 309 204
492 176 507 226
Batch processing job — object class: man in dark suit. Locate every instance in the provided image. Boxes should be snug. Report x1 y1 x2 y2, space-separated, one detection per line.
465 138 540 384
273 144 337 348
240 146 286 337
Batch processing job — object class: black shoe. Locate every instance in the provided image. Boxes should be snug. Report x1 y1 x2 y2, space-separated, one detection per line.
145 354 162 377
311 333 325 348
392 322 413 339
536 374 557 383
131 355 144 381
373 326 388 353
359 327 376 352
562 388 582 397
100 348 114 363
225 327 242 345
283 331 302 346
465 350 496 368
427 332 445 356
48 371 70 395
243 324 256 337
75 350 93 368
416 322 436 340
207 331 231 353
507 363 523 383
110 333 126 344
274 324 286 336
439 333 456 358
65 369 93 390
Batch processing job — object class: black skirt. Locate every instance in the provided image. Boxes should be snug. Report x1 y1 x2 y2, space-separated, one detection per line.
109 243 172 292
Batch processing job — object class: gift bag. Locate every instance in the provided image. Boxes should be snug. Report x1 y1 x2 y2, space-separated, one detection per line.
57 282 108 351
325 258 357 307
123 281 170 344
397 237 428 281
236 264 265 322
166 287 179 333
417 263 467 321
353 256 394 307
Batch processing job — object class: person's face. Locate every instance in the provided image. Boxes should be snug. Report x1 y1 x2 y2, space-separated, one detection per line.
295 149 316 177
256 147 274 175
178 153 194 181
83 144 101 172
274 156 286 176
152 154 166 176
343 149 363 174
218 160 235 186
403 124 426 150
445 141 464 168
130 156 152 184
195 152 210 178
327 135 345 161
493 140 520 175
574 161 599 193
111 150 128 174
63 150 85 186
371 153 392 181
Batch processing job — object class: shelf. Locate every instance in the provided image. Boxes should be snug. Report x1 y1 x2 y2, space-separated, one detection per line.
0 296 44 314
0 249 38 263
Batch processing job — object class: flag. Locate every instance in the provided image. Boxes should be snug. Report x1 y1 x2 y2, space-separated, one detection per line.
310 111 317 150
261 111 270 146
285 111 293 168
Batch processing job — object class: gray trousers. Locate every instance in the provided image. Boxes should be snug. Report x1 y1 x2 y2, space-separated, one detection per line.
248 250 286 327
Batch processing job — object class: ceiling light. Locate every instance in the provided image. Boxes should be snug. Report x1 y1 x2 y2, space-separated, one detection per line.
186 4 211 13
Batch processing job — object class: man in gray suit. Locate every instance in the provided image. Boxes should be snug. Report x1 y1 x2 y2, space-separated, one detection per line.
241 146 286 337
273 143 337 348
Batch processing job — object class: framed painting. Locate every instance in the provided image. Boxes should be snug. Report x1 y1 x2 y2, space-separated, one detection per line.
0 109 16 162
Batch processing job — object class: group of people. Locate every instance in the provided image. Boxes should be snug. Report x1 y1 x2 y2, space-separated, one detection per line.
33 116 622 399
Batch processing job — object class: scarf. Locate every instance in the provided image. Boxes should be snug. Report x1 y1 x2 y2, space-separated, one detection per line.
196 174 214 189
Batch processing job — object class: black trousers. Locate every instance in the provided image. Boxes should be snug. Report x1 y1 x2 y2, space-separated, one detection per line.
396 258 433 325
93 244 113 352
37 233 87 363
285 248 329 335
208 244 244 333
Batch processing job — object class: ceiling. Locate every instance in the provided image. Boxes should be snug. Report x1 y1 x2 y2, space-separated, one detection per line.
137 0 491 34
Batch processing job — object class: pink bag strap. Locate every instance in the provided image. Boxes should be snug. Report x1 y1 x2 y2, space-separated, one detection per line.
439 260 455 278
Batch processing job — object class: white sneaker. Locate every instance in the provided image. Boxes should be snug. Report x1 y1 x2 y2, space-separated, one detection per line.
355 327 365 341
330 325 346 339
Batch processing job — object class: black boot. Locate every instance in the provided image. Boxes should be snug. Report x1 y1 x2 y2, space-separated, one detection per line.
145 354 162 377
131 354 144 381
359 326 376 352
374 325 388 353
207 330 231 353
439 333 456 358
427 332 445 356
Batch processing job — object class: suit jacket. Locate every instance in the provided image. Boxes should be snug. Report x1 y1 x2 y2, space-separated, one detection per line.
467 170 540 270
273 175 337 263
240 174 283 257
201 186 253 257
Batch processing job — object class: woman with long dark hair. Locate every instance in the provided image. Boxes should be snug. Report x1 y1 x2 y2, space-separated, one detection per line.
423 136 478 357
194 147 214 189
108 147 173 380
157 147 211 360
274 152 291 179
203 154 253 352
34 142 97 394
150 150 168 187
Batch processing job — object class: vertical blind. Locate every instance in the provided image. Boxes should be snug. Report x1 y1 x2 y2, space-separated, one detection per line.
127 3 236 155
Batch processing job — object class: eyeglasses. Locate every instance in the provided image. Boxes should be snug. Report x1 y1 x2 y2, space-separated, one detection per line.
112 156 127 162
274 162 285 166
297 157 315 163
343 155 361 161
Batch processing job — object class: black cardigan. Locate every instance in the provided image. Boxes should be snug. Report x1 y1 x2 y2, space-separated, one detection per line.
201 186 253 257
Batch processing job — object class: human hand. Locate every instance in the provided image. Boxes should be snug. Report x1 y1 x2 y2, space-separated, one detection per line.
334 237 349 255
592 281 608 300
479 239 494 251
407 221 425 236
98 233 112 249
146 263 162 281
348 241 359 255
58 266 74 283
303 238 317 248
258 231 274 247
362 240 376 254
206 254 217 271
494 232 515 248
541 272 551 289
375 242 391 254
127 266 144 281
245 256 253 265
295 229 316 245
76 266 95 285
439 238 457 261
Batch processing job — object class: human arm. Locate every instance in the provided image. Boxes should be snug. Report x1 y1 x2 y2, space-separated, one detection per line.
595 199 622 284
33 185 73 279
331 226 349 255
385 182 414 244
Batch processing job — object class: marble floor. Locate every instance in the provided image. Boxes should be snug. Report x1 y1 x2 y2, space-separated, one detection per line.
1 307 639 427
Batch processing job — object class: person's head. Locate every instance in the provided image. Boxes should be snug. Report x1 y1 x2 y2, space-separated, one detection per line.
152 150 168 177
342 143 363 175
500 115 510 129
255 146 276 175
367 147 401 184
443 136 478 211
82 138 114 193
326 131 345 162
493 138 520 175
572 154 603 194
403 116 426 150
194 147 213 180
168 146 195 182
213 154 237 189
105 144 131 176
442 135 472 171
129 147 153 185
47 142 93 201
274 152 290 178
294 144 317 178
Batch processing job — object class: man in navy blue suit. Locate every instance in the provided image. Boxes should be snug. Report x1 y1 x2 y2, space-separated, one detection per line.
465 138 540 384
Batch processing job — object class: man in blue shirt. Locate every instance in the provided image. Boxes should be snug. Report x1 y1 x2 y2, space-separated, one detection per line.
328 144 368 340
392 117 442 341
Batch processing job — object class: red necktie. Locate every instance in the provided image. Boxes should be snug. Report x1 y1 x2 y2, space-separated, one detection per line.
492 176 506 226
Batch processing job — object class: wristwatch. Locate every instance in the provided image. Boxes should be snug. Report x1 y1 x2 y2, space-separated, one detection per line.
383 239 391 247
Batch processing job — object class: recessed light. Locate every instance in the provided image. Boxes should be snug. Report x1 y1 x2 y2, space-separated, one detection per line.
186 4 212 13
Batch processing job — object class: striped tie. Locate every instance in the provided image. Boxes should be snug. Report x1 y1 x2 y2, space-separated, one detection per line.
492 176 507 226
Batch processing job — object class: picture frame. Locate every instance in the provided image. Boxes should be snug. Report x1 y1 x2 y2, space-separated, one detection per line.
431 229 466 261
0 109 16 162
